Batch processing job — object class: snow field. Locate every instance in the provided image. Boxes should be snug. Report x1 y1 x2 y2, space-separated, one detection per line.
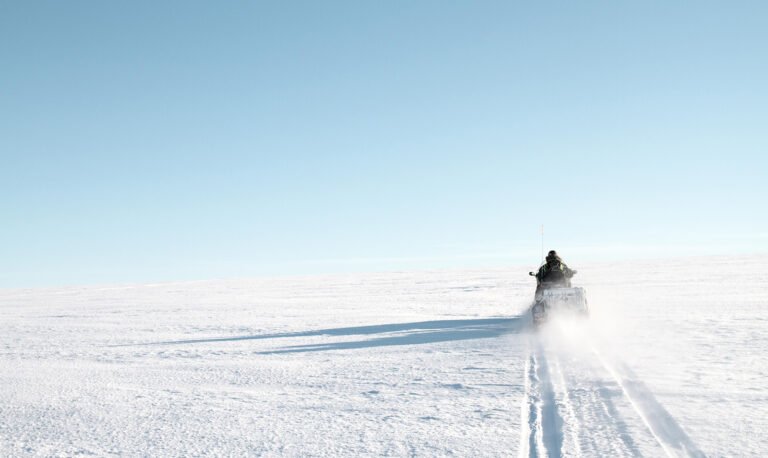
0 255 766 456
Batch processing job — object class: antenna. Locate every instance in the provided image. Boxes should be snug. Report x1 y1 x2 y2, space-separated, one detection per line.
540 224 544 262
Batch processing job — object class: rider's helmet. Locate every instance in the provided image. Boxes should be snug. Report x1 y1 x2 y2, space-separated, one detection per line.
546 250 561 264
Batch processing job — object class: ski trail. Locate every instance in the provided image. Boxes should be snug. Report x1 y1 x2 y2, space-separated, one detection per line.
591 346 706 458
547 354 581 458
553 340 642 457
536 346 564 458
520 348 533 458
521 340 564 458
523 352 540 458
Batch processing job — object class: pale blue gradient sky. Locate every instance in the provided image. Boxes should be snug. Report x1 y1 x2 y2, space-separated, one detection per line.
1 1 766 287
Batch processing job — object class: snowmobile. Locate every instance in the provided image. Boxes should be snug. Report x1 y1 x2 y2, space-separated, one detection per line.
528 270 589 327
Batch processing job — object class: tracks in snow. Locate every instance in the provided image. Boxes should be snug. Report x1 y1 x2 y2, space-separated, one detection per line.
520 328 705 458
521 341 564 458
590 346 706 458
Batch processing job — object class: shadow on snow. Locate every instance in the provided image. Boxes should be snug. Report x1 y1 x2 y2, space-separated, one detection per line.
128 317 527 353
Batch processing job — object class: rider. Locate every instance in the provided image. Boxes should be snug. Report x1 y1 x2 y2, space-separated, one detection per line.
535 250 577 289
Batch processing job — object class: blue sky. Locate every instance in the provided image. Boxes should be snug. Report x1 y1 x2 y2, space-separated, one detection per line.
1 1 766 287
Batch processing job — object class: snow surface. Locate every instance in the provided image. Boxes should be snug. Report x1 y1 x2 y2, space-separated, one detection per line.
0 255 766 457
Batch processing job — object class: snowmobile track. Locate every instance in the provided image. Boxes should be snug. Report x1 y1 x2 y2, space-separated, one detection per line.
521 331 705 458
521 342 564 458
590 346 706 458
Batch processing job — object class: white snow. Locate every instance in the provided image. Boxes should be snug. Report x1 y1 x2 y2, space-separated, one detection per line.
0 255 766 456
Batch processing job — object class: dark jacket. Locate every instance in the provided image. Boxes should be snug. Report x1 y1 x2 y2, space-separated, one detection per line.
536 260 576 286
